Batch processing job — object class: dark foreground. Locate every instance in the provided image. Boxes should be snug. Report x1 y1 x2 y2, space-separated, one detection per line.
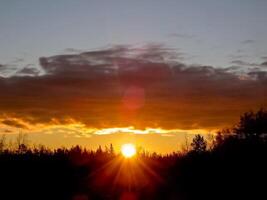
0 110 267 200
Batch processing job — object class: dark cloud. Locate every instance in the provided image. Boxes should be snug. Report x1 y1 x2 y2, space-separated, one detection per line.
1 119 28 129
16 65 40 76
247 70 267 80
231 60 259 67
260 56 267 67
0 45 267 130
0 64 7 68
231 59 267 68
261 61 267 66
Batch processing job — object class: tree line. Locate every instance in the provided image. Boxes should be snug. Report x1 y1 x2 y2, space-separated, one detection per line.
0 109 266 200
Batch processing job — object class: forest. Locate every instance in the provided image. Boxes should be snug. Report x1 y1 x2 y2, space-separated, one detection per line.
0 109 266 200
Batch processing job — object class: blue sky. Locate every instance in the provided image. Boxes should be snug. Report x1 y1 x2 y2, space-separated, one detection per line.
1 0 267 74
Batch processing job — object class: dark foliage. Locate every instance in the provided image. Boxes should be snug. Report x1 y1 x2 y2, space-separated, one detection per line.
234 108 267 139
0 109 267 200
190 134 207 153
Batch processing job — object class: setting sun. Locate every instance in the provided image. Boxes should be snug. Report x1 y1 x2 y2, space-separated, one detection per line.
121 144 136 158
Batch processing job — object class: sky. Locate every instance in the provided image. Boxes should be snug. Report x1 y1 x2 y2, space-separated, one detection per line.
1 0 267 153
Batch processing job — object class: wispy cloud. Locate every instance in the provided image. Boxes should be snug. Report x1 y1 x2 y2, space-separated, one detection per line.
168 33 195 39
231 60 259 67
241 39 255 44
2 119 29 129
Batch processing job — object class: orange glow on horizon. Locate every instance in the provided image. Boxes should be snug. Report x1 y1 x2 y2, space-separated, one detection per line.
0 117 216 154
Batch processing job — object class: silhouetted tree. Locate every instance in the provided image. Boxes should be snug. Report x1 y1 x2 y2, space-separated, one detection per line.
109 143 114 155
16 133 29 154
212 129 232 148
181 133 190 153
191 134 207 153
96 145 103 154
234 109 267 139
0 134 6 153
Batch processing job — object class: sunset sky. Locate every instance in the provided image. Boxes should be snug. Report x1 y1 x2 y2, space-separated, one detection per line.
1 0 267 153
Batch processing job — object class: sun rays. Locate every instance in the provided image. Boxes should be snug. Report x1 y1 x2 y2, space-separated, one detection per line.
89 149 163 195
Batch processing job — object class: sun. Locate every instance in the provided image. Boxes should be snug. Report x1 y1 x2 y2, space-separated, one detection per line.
121 143 136 158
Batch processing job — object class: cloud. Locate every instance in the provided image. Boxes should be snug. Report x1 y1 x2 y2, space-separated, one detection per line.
231 60 259 67
1 119 28 129
241 39 255 44
15 65 40 76
12 58 24 63
0 64 18 77
0 44 267 131
168 33 195 39
0 59 42 78
261 61 267 67
247 70 267 80
230 59 267 69
259 56 267 67
64 48 84 53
